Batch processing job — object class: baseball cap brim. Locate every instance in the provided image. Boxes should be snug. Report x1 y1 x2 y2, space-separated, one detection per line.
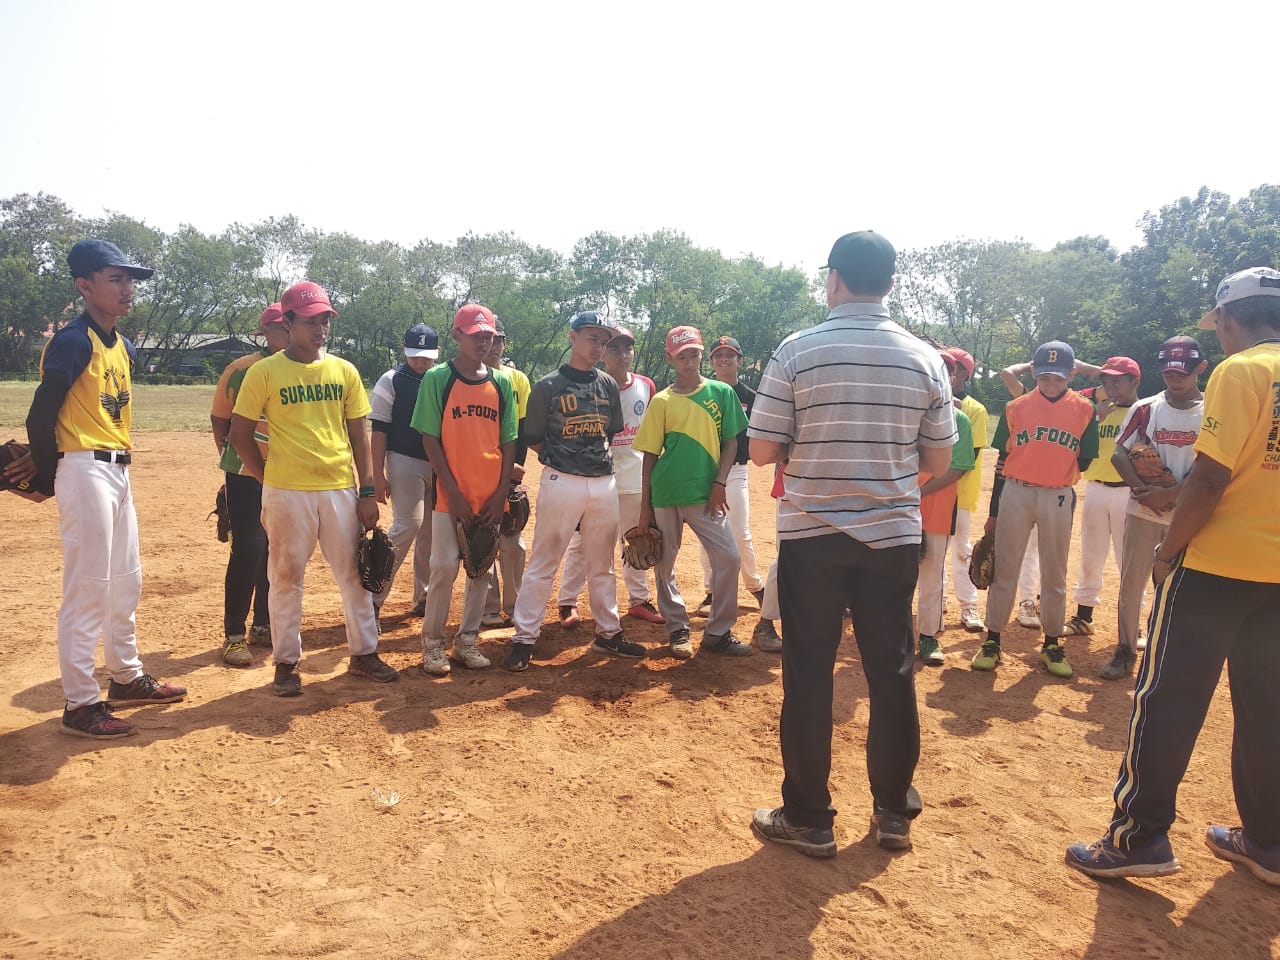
1031 366 1070 379
291 302 339 319
1197 307 1218 330
404 346 439 358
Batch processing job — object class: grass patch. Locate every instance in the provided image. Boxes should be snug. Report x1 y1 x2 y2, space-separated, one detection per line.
0 382 215 434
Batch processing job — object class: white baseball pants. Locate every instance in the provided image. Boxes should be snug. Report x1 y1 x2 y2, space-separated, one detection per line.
376 451 434 609
559 490 650 607
55 452 145 708
260 486 379 665
949 508 978 607
484 532 527 619
1019 527 1040 603
1074 481 1130 607
1117 513 1165 654
698 463 765 594
917 531 950 638
761 559 780 622
986 480 1076 637
653 504 740 636
422 511 490 649
512 471 620 645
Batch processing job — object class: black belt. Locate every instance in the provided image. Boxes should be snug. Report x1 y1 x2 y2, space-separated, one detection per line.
58 450 132 465
1098 479 1128 488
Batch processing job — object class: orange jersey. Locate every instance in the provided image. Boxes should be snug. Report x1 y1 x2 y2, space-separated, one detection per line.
994 389 1099 487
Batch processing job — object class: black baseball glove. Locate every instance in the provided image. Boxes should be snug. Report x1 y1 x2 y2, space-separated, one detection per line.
501 486 530 536
208 484 231 543
968 531 996 591
357 525 397 593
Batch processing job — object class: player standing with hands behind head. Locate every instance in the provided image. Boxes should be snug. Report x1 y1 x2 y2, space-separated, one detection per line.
20 240 187 739
974 341 1097 679
230 281 400 696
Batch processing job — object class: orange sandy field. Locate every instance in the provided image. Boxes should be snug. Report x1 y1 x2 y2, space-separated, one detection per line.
0 432 1275 960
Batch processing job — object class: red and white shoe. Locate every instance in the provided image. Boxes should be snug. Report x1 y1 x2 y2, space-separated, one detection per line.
558 605 581 628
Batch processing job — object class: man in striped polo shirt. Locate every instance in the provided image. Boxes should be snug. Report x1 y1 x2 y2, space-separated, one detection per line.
747 230 957 857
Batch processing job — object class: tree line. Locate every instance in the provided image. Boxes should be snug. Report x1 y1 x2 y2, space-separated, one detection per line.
2 186 1277 398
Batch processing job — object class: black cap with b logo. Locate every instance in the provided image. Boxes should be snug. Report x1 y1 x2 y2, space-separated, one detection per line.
403 323 440 359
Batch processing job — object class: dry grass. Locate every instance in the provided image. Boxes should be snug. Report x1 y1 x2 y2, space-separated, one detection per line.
0 382 215 434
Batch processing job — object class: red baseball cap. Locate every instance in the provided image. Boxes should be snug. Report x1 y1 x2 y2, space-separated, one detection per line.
1099 356 1140 378
939 351 957 373
608 324 636 344
281 281 338 319
945 347 974 379
259 302 284 334
453 303 498 336
666 325 703 356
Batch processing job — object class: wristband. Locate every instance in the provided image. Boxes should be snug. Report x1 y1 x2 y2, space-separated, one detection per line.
359 485 376 498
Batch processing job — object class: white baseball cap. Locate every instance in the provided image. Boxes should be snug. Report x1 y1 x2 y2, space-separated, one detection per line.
1199 266 1280 329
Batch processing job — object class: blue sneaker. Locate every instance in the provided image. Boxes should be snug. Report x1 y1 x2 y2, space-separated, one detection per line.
1065 834 1180 878
751 807 836 858
1205 826 1280 887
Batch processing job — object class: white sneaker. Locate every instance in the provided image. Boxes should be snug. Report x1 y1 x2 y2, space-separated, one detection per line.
449 637 491 670
421 642 451 676
960 605 986 632
1017 599 1041 629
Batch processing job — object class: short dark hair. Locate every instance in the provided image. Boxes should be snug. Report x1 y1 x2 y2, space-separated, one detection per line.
834 267 894 297
1224 296 1280 330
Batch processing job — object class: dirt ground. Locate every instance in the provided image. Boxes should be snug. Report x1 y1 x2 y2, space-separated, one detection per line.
0 432 1275 960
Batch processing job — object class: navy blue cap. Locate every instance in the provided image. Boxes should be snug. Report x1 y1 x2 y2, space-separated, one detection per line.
1032 340 1075 379
823 231 895 293
67 239 153 280
570 311 613 338
403 323 439 358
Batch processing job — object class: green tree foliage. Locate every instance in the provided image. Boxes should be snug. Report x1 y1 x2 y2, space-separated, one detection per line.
2 186 1276 393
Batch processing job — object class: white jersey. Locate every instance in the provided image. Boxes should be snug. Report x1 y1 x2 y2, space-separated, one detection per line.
611 372 656 494
1116 392 1204 523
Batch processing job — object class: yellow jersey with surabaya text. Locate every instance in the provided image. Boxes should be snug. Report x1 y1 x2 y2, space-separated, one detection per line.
1184 343 1280 582
1081 391 1132 484
232 351 371 491
634 378 748 507
38 313 135 453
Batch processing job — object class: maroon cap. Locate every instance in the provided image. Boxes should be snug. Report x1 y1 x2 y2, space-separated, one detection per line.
259 302 285 334
1158 336 1203 374
945 347 974 379
1099 356 1140 378
281 282 338 318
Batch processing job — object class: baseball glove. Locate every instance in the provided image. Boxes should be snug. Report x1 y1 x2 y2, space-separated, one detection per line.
208 484 231 543
501 486 530 536
968 531 996 591
0 440 48 502
357 525 397 593
621 525 663 571
456 516 501 579
1128 441 1176 487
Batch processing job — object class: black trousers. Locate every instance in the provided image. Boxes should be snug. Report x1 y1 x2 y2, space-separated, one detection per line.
778 533 922 830
1109 566 1280 850
223 472 270 636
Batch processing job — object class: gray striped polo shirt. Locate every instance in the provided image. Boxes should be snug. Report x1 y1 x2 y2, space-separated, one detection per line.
748 302 957 548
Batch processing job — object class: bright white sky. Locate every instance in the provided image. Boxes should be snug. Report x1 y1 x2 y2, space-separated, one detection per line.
2 0 1273 273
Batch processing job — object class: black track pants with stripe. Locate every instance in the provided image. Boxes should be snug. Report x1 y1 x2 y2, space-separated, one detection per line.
1108 566 1280 851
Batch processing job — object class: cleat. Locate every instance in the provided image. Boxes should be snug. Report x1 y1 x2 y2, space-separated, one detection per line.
694 593 713 617
272 662 302 697
752 619 783 652
1041 642 1073 678
1064 616 1094 636
504 644 533 672
248 624 272 647
222 636 253 667
703 631 752 657
971 640 1002 671
107 674 187 706
960 605 985 632
60 702 136 739
1099 645 1137 680
627 601 665 624
669 628 694 660
917 636 944 667
1016 599 1041 629
347 652 399 682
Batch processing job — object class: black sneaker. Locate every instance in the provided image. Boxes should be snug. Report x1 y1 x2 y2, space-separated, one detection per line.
1099 645 1137 680
751 807 836 858
273 662 302 697
703 631 753 657
348 652 400 683
591 632 646 659
61 702 137 739
410 598 426 617
504 644 534 672
871 807 912 850
107 674 187 706
695 593 713 617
